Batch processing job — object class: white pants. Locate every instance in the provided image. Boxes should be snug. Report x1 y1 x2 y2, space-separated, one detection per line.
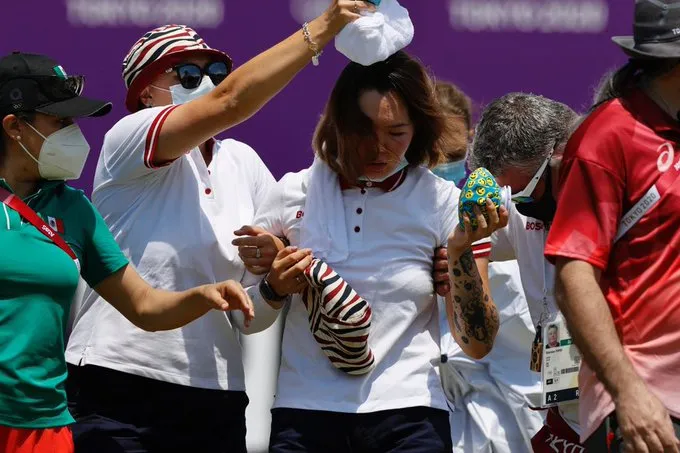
440 260 545 453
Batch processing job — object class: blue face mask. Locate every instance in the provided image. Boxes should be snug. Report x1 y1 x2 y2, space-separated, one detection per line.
433 160 467 186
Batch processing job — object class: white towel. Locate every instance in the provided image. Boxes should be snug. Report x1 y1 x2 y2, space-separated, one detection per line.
299 158 349 264
335 0 415 66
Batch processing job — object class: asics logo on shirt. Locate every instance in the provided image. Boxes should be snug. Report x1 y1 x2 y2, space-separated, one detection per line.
656 142 680 173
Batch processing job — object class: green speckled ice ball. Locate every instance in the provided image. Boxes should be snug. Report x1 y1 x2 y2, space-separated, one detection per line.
458 168 502 230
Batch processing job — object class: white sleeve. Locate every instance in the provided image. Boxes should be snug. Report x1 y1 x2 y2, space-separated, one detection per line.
232 175 290 334
233 189 284 334
488 204 521 263
253 175 288 238
97 106 180 185
489 226 516 262
437 181 460 246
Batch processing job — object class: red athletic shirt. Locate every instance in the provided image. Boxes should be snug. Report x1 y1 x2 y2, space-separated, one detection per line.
545 89 680 440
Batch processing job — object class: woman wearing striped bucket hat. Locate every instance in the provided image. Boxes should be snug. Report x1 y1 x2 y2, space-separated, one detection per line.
65 2 376 453
250 50 504 453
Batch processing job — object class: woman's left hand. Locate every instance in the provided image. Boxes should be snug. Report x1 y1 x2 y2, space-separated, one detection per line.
232 225 286 275
267 247 313 297
448 198 509 256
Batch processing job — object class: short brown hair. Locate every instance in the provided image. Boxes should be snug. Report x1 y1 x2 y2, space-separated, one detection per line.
312 51 452 182
435 81 472 130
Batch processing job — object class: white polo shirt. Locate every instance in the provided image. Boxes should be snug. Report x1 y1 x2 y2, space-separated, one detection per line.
475 205 557 327
66 106 277 390
255 166 456 413
473 205 580 432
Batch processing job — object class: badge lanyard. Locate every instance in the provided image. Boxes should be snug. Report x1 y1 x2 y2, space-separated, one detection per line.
0 187 80 271
530 230 551 373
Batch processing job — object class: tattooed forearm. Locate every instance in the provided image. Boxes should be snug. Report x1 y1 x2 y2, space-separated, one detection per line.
452 309 468 344
459 249 475 277
448 248 499 354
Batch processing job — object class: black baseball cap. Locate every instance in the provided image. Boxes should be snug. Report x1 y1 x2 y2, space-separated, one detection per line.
0 52 112 118
613 0 680 59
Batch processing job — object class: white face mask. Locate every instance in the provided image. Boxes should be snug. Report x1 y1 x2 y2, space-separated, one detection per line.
359 156 409 182
152 75 216 105
19 122 91 181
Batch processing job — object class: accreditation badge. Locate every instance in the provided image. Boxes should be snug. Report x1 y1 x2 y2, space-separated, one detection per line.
540 313 581 407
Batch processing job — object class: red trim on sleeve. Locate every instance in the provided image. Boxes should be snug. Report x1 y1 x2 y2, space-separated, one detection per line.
144 105 179 169
472 240 492 258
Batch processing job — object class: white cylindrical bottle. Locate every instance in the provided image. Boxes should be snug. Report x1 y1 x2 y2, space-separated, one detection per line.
498 186 512 211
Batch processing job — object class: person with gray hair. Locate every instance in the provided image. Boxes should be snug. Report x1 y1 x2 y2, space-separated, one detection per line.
430 85 545 453
466 93 586 453
469 93 578 211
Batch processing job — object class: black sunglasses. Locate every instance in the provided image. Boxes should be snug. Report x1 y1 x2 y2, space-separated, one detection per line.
167 61 231 90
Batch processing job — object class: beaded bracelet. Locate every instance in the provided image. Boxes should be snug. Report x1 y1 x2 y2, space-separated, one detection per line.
302 22 323 66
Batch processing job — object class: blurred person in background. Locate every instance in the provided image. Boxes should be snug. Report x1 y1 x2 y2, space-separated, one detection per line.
0 52 253 453
431 81 471 186
434 81 473 163
249 51 503 453
546 1 680 451
65 2 378 453
467 93 586 453
433 81 544 453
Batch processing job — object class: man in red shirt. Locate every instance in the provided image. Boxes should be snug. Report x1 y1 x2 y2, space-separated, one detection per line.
545 1 680 451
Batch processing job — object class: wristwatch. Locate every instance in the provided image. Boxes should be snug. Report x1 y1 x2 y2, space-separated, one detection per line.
259 275 288 302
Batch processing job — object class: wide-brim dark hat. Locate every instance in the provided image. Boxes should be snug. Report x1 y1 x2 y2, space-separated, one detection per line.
613 0 680 59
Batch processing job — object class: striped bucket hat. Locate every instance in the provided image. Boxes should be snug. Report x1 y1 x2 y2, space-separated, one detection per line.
122 24 232 112
301 259 375 376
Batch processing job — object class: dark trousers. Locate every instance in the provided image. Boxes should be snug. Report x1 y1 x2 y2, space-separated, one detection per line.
585 411 680 452
66 364 248 453
269 406 452 453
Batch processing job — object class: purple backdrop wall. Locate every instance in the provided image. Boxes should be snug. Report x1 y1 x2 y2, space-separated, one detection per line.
2 1 632 194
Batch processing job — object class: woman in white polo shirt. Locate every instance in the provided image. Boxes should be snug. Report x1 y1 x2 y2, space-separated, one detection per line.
252 51 503 452
65 2 377 453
